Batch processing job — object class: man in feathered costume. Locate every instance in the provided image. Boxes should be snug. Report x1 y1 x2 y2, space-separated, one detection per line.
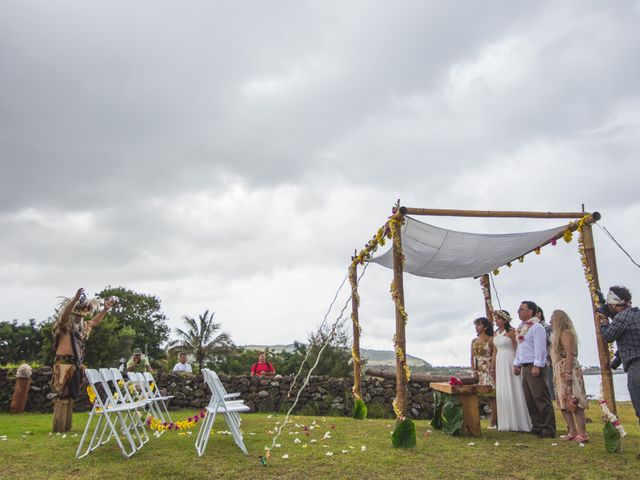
50 288 116 432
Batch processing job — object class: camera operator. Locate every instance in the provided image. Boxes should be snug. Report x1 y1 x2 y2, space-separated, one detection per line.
597 285 640 424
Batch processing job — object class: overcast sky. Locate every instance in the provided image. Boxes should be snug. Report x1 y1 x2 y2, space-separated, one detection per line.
2 1 639 366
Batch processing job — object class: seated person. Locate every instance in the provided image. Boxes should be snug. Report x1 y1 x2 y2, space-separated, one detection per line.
251 351 275 377
126 348 152 373
172 352 192 374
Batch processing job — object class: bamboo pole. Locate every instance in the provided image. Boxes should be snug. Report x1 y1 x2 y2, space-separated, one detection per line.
481 274 494 323
402 208 586 219
391 210 409 419
582 223 617 414
349 261 363 400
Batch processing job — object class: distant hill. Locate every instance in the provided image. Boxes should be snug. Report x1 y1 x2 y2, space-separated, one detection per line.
242 344 431 368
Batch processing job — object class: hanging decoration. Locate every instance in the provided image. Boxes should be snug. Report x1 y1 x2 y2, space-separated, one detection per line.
576 215 615 358
146 410 206 432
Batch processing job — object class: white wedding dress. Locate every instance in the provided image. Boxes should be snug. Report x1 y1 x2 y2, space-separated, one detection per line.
494 329 532 432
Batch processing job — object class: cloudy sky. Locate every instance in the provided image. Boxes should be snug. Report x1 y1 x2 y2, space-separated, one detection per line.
2 1 639 366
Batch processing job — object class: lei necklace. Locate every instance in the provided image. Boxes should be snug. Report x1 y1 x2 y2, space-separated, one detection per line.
515 318 539 343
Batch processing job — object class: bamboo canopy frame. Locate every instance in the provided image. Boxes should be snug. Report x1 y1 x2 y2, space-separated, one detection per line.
350 205 617 420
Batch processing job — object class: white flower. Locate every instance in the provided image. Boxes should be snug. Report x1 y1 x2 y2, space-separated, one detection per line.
249 432 256 436
361 445 367 451
467 442 475 446
578 443 585 447
310 439 317 443
494 442 500 447
294 438 301 444
282 454 289 459
323 432 331 439
275 443 281 448
62 434 67 439
341 450 348 454
551 443 558 446
266 415 273 419
326 452 333 456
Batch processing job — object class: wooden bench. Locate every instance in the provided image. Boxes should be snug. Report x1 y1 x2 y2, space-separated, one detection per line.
429 382 493 437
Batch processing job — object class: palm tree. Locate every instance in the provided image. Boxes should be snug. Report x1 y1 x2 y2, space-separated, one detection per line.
172 310 233 372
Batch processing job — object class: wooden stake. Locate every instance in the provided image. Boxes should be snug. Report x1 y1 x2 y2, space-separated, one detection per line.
402 208 586 219
391 211 409 418
581 223 617 414
349 262 362 401
481 274 494 323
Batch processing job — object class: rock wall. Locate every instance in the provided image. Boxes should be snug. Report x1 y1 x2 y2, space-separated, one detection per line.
1 368 489 420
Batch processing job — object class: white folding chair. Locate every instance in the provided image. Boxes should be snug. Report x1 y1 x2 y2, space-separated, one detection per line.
76 369 143 459
100 368 149 446
143 372 173 423
195 368 250 456
126 372 173 430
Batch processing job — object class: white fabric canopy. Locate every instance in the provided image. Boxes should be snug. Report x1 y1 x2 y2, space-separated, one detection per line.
370 216 569 279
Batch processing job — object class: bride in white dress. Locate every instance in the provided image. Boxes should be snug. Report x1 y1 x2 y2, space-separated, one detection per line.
491 310 532 432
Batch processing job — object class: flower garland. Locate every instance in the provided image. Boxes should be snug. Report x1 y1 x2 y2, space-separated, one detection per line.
598 398 626 437
576 216 615 359
515 318 539 343
351 222 393 268
87 385 96 404
146 410 206 432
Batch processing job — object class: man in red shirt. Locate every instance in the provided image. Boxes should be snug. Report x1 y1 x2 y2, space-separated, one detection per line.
251 351 275 377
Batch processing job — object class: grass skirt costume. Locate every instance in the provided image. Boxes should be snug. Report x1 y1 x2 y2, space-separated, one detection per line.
50 297 97 433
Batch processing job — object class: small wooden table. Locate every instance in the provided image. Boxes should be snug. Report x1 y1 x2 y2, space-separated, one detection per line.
429 382 493 437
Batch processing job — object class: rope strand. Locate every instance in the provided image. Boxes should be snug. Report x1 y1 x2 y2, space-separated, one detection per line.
596 223 640 269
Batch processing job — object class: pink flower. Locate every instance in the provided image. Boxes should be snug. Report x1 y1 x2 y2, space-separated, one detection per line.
518 336 525 342
551 239 557 246
194 417 199 423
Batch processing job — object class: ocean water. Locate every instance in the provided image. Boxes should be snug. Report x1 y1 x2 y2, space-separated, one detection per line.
583 373 630 401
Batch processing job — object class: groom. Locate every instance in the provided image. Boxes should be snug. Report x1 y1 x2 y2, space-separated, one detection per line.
513 300 556 438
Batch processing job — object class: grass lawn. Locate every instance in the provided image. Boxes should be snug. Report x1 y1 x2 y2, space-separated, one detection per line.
1 401 638 480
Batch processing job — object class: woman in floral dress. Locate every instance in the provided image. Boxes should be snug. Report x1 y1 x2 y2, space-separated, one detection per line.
471 316 497 429
550 310 589 442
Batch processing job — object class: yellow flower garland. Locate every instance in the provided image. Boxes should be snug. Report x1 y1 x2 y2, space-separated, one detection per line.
146 410 206 431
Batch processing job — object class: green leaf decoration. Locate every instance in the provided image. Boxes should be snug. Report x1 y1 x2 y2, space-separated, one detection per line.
353 399 368 420
603 421 621 453
431 391 444 430
392 418 417 449
442 395 463 436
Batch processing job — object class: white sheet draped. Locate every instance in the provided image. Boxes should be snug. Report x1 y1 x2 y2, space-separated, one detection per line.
370 216 569 279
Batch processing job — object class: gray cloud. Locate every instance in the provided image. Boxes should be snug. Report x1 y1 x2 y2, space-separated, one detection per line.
1 1 639 366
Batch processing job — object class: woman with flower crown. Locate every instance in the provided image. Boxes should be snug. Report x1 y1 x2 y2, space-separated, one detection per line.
491 310 532 431
471 317 497 429
549 309 589 442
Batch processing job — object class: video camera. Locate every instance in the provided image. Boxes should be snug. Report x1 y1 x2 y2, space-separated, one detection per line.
596 290 623 370
595 289 612 317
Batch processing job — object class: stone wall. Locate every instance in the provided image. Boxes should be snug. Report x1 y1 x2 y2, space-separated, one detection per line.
0 367 444 419
1 368 489 420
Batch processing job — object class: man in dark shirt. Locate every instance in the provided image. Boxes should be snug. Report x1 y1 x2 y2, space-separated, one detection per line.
598 285 640 424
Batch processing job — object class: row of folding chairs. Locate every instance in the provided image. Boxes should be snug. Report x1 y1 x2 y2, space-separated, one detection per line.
76 368 173 459
76 367 250 459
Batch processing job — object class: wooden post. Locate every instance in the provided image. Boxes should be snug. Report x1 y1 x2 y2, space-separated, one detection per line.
391 211 409 418
349 262 362 400
481 274 493 323
582 223 617 414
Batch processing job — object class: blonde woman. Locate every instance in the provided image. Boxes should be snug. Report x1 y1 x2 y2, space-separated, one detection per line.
550 310 589 442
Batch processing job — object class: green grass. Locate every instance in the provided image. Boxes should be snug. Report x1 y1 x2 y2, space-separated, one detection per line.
1 401 638 479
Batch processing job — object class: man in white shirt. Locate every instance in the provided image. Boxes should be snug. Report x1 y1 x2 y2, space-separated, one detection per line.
513 300 556 438
172 352 193 374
